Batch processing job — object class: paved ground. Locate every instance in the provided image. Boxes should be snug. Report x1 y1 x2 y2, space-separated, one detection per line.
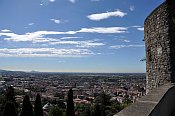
115 84 174 116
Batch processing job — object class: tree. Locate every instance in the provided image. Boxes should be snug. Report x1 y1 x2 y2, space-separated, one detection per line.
95 92 111 106
20 95 33 116
3 102 17 116
66 89 75 116
94 104 101 116
48 106 63 116
123 94 132 105
94 92 111 116
83 106 92 116
34 94 43 116
5 86 18 108
1 86 18 116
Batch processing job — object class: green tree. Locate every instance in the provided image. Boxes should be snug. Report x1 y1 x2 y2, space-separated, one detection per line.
94 104 102 116
0 86 18 116
20 95 33 116
83 106 92 116
3 102 17 116
95 92 111 106
5 86 18 108
48 106 63 116
94 92 112 116
123 94 132 105
34 94 43 116
66 89 75 116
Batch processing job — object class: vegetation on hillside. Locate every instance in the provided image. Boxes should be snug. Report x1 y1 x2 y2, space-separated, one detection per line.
0 87 131 116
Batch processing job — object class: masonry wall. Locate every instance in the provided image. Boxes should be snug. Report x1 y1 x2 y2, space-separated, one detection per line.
144 0 175 92
168 0 175 83
116 1 175 115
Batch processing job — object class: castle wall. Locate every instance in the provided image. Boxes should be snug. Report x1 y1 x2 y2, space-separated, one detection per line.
116 1 175 115
144 1 175 91
168 1 175 83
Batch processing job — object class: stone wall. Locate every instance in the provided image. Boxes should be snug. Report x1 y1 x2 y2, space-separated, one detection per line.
116 1 175 115
168 0 175 83
116 84 173 116
144 0 175 92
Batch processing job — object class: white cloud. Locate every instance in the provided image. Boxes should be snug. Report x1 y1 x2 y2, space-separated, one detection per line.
60 37 82 40
49 0 55 2
0 32 57 43
119 39 130 43
137 27 144 31
76 42 105 48
31 30 77 35
50 19 61 24
0 31 77 42
131 26 144 31
40 0 55 6
28 23 34 26
69 0 76 3
0 48 94 57
78 27 127 34
129 6 135 11
0 31 105 48
40 0 49 6
1 27 127 43
50 40 105 48
131 26 141 28
110 45 125 49
110 45 145 49
87 10 127 21
123 40 130 43
1 32 53 43
1 29 11 32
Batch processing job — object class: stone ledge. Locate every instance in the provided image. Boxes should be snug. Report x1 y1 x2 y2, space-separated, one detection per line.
115 84 174 116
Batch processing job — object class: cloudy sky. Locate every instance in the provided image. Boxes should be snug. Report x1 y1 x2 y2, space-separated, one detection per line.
0 0 164 73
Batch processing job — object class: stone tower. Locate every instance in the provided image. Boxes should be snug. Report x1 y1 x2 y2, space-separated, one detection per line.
144 0 175 92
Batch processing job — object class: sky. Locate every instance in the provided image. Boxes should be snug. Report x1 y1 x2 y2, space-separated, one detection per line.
0 0 164 73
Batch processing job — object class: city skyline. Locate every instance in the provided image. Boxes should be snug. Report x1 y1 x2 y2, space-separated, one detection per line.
0 0 164 73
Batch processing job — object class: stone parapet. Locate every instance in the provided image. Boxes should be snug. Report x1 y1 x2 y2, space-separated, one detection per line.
115 84 173 116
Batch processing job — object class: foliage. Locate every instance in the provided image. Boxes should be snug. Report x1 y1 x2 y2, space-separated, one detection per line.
3 102 17 116
66 89 75 116
95 92 111 106
93 92 133 116
20 95 33 116
94 104 101 116
123 94 132 105
5 86 18 108
83 106 92 116
48 106 63 116
0 86 18 116
34 94 44 116
94 92 111 116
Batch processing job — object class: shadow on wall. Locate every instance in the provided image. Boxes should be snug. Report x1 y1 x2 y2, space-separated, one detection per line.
149 85 175 116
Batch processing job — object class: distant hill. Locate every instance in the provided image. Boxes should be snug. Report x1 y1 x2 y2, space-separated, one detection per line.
0 69 8 72
0 69 26 74
29 70 40 73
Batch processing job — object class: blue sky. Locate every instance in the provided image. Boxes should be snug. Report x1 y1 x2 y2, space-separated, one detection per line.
0 0 164 73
